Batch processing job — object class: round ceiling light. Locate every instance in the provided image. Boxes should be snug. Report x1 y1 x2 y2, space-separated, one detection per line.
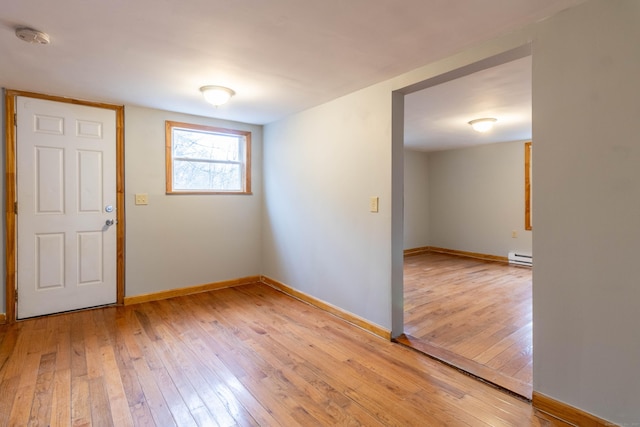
468 118 497 133
15 27 50 45
200 85 235 106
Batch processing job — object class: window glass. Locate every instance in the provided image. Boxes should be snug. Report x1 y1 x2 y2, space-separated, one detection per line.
166 121 251 194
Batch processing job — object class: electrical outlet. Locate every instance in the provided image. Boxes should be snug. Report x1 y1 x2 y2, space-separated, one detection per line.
135 193 149 205
370 196 379 213
512 230 518 238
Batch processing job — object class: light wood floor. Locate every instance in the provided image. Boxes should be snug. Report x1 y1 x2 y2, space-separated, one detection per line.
400 251 533 398
0 282 565 426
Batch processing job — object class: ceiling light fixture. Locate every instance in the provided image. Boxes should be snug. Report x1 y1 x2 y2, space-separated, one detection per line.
15 27 50 45
468 118 497 133
200 85 235 106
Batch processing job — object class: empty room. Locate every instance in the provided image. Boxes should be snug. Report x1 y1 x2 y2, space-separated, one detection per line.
401 56 534 399
2 0 639 426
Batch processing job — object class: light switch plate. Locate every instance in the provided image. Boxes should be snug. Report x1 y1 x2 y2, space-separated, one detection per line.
135 193 149 205
370 196 379 213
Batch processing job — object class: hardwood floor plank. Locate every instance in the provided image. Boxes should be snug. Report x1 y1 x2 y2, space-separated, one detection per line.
1 322 32 382
143 303 229 427
180 332 270 426
70 312 89 379
165 295 276 426
395 333 532 401
71 375 92 427
100 342 135 427
192 310 314 425
238 285 488 426
0 326 19 379
8 345 42 426
404 251 532 397
130 309 192 427
474 321 532 365
130 354 179 426
28 352 56 425
212 295 382 426
84 313 106 381
89 377 115 427
0 376 20 427
50 368 71 427
0 282 568 426
148 298 252 426
205 288 440 424
111 312 157 427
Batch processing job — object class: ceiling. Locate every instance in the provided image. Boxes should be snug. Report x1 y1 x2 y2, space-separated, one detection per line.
2 0 584 127
404 55 532 152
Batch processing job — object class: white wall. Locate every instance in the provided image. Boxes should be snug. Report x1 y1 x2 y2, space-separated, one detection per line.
124 106 263 296
426 141 532 256
1 102 263 313
532 0 640 423
263 82 393 329
263 0 639 423
260 10 533 337
403 149 430 249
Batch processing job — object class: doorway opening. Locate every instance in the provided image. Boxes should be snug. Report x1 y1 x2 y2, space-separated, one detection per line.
391 46 533 399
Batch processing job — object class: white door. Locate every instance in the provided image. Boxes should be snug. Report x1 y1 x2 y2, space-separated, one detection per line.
16 96 117 318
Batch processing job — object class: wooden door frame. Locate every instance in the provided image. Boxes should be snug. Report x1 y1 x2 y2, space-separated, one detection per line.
4 90 125 323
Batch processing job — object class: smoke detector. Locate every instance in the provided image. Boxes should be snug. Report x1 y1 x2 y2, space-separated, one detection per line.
15 27 50 45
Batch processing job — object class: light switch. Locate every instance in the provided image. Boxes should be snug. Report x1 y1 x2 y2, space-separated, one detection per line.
135 193 149 205
370 196 379 213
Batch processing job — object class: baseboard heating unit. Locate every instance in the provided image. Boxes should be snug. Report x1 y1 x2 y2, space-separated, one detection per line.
508 252 532 267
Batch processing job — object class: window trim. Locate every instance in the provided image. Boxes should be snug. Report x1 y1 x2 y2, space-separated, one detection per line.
165 121 252 195
525 141 532 230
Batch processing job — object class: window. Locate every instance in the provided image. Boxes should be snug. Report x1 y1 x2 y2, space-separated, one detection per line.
166 121 251 194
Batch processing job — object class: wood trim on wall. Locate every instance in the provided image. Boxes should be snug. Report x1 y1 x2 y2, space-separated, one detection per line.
404 246 509 263
403 246 432 257
124 276 261 305
4 91 17 323
4 90 125 322
0 313 6 325
525 141 532 231
260 275 391 340
532 392 618 427
115 104 125 305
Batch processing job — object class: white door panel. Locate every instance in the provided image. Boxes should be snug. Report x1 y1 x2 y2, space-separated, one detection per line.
17 96 117 318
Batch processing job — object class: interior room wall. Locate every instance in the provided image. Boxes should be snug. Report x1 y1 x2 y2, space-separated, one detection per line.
532 0 640 423
426 140 532 257
1 102 262 313
403 149 430 249
262 82 393 329
261 11 534 337
263 0 637 422
124 105 263 297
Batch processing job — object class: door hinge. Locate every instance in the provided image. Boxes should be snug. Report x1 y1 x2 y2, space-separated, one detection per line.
14 113 16 125
14 202 17 214
15 290 18 302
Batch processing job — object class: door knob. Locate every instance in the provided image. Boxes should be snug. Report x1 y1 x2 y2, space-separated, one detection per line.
105 219 115 226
